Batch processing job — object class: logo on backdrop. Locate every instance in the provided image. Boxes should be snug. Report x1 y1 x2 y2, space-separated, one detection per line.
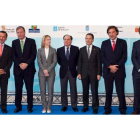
53 26 69 31
85 25 89 31
53 26 57 31
29 25 40 33
135 26 140 34
1 25 15 33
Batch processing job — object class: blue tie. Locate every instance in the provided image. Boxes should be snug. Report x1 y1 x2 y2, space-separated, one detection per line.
66 47 69 61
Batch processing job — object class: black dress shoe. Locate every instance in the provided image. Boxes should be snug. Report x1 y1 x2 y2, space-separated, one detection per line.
103 111 111 115
81 108 88 112
73 107 78 112
61 107 67 112
28 109 33 113
120 112 127 115
14 108 22 113
1 109 7 113
131 111 139 115
93 110 98 114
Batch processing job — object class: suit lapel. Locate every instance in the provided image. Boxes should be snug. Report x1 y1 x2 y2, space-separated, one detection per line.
84 46 88 61
17 39 22 56
69 45 73 60
89 45 96 61
108 39 114 53
114 38 120 53
23 37 28 55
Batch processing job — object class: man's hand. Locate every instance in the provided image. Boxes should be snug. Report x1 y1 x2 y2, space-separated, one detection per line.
78 74 82 80
109 65 119 73
43 70 49 76
0 69 5 75
97 75 101 80
20 63 28 70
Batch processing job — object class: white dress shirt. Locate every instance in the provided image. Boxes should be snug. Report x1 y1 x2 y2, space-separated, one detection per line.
20 37 26 46
65 46 71 55
110 38 117 46
45 47 49 60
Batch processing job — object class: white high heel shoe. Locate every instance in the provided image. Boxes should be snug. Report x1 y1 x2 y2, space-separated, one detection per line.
42 109 46 113
47 109 51 113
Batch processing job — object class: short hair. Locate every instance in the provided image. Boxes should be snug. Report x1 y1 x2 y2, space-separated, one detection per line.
16 26 25 32
107 26 119 35
63 34 73 40
0 30 8 38
86 33 94 39
41 35 51 48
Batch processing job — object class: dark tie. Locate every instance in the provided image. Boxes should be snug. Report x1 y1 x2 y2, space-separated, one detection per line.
66 47 69 61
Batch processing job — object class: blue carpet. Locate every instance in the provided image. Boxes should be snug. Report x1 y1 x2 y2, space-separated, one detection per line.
0 105 134 115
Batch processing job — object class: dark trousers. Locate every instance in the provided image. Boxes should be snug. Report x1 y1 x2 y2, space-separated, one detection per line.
133 76 140 112
0 76 8 110
14 73 34 109
60 70 77 108
104 76 127 113
81 74 99 111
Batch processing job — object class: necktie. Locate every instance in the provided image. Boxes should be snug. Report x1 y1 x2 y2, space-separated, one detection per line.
0 44 3 57
88 46 90 59
112 41 115 51
66 47 69 61
21 40 24 53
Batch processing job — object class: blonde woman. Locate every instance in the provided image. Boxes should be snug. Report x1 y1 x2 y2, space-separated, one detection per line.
38 35 57 113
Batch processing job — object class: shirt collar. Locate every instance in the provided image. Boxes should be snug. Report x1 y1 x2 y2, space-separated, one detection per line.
20 37 26 42
0 43 4 46
65 46 71 49
86 44 92 48
110 38 117 43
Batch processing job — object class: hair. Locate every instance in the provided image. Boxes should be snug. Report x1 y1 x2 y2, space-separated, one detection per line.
86 33 94 39
41 35 51 48
107 26 119 35
63 34 73 40
0 30 8 38
16 26 25 32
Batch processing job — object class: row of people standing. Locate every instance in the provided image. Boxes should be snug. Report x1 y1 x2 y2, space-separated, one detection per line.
0 25 139 115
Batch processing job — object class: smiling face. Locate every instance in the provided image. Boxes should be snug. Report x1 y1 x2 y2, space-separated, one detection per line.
0 32 7 44
16 27 25 40
85 35 94 46
44 36 51 46
63 35 72 47
108 28 118 40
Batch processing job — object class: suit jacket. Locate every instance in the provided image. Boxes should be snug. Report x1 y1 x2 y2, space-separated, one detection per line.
131 40 140 78
12 37 37 76
57 45 79 79
101 38 127 79
0 44 12 78
38 47 57 77
78 45 102 80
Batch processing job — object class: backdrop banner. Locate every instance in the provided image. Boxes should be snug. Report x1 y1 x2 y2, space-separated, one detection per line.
1 25 139 94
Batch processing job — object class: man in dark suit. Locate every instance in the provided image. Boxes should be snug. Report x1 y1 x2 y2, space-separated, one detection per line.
78 33 102 114
101 26 127 115
57 35 79 112
131 30 140 114
12 26 37 113
0 31 12 113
